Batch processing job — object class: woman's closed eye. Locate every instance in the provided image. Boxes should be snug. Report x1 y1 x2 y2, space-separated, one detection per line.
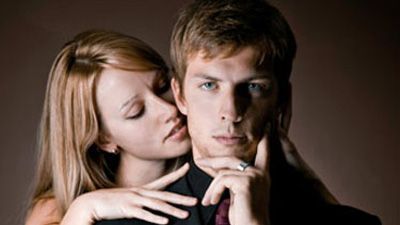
126 107 145 120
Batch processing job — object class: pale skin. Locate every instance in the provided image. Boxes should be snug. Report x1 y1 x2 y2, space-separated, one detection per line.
26 164 197 225
172 47 274 225
60 164 196 225
172 46 337 225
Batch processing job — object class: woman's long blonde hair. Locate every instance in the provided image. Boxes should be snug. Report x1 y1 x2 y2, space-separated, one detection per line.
30 30 169 215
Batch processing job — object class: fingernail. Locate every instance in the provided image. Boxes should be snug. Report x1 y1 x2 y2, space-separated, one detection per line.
189 197 198 205
180 211 189 218
159 217 168 224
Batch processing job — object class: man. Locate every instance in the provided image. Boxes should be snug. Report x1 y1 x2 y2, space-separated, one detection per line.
97 0 381 224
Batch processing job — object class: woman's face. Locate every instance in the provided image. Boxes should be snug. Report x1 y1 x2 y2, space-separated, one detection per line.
95 68 191 160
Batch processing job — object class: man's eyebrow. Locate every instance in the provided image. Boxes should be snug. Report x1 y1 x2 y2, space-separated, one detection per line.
191 73 272 82
120 95 138 112
192 73 222 82
244 75 272 82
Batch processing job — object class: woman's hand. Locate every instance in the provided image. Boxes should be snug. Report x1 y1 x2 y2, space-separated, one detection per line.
61 163 197 225
278 82 338 204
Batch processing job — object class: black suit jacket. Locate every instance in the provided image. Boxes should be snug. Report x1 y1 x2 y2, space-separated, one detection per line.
96 155 381 225
96 157 220 225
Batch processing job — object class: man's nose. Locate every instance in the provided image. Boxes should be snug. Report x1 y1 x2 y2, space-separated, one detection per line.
153 95 178 123
219 89 243 123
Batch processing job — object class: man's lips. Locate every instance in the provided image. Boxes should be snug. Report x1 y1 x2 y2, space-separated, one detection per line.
212 134 247 146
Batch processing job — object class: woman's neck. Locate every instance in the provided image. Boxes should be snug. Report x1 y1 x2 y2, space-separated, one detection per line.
116 153 166 187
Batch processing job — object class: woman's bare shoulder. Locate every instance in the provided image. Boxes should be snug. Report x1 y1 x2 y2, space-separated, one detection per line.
25 198 62 225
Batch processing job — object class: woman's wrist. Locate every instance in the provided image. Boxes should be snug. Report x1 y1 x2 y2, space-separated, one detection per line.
60 194 95 225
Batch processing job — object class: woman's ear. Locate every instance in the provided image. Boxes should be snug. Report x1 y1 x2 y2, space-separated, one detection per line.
95 132 118 154
171 77 188 115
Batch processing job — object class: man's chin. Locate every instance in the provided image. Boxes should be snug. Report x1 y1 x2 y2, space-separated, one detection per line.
209 146 255 161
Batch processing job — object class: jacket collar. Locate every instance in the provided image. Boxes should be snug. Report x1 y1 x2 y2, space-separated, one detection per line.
166 156 219 225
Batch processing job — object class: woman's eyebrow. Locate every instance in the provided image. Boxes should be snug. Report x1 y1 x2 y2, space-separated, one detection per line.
120 95 138 112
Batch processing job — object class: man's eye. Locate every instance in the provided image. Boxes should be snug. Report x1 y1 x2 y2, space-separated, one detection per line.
247 82 271 94
248 83 262 92
200 82 217 90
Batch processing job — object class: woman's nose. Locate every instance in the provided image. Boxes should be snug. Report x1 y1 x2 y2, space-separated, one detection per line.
153 94 178 123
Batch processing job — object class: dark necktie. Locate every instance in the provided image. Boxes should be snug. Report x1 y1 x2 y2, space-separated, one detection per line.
215 197 230 225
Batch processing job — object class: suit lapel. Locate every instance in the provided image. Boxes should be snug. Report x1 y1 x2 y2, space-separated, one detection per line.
167 174 203 225
166 161 219 225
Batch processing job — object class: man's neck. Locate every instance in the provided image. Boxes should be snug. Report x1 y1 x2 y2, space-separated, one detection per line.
116 153 166 187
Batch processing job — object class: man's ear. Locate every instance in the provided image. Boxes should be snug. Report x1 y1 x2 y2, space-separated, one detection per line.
95 132 118 154
171 77 188 115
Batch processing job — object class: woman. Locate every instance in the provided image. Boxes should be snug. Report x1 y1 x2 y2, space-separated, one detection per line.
26 30 197 225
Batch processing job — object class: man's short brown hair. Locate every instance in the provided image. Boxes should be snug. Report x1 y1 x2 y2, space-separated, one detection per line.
170 0 296 104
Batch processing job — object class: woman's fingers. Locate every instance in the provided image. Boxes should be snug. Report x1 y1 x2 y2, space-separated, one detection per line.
85 186 195 222
254 134 269 172
122 207 169 225
81 190 173 224
138 189 197 206
144 163 190 190
134 194 189 219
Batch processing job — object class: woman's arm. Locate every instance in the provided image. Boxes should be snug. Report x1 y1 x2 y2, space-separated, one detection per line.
25 198 62 225
61 186 197 225
278 83 338 204
27 163 197 225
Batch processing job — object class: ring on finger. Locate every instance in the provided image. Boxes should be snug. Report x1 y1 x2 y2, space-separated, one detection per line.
237 161 251 172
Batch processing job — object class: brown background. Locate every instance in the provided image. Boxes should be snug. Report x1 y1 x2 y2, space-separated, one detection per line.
0 0 398 225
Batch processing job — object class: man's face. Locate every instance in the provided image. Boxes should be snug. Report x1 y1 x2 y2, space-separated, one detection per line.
172 47 278 162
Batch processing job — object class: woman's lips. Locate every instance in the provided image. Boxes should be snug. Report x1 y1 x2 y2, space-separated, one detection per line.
166 123 188 142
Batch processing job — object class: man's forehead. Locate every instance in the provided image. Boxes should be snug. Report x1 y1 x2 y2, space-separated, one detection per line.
188 45 259 62
187 46 271 70
185 49 272 81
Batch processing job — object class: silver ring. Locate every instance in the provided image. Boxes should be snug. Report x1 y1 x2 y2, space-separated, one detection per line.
237 161 251 172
